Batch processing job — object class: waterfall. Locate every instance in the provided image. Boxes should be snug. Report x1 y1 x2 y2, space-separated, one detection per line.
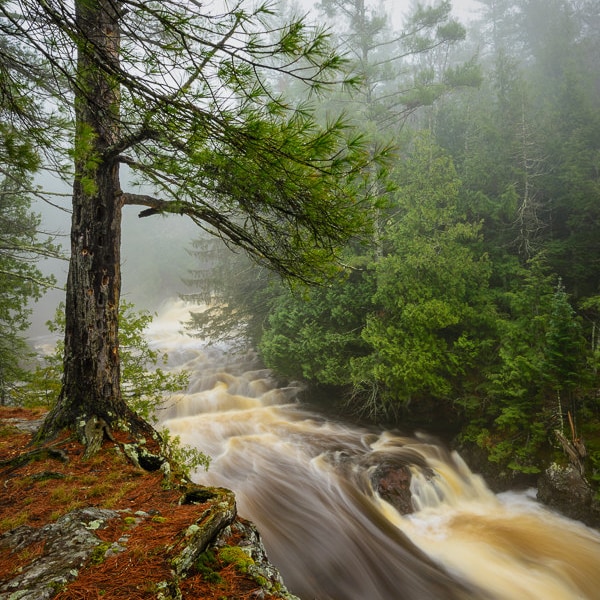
151 300 600 600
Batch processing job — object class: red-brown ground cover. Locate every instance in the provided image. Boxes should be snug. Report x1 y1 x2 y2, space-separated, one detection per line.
0 406 281 599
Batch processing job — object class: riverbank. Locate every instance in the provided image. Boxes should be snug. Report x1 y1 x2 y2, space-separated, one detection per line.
299 385 600 530
0 406 299 600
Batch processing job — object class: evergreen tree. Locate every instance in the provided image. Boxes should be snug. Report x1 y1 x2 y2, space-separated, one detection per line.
260 135 494 422
0 124 59 403
0 173 56 404
315 0 478 129
543 280 587 422
182 235 278 349
2 0 377 450
430 0 600 476
464 260 588 474
351 134 494 417
259 264 375 389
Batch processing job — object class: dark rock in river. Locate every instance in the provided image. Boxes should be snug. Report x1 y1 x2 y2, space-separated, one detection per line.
372 463 415 514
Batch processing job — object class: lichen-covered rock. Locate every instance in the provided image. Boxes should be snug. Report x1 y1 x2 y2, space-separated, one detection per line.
0 483 299 600
121 442 168 472
213 518 301 600
169 486 237 576
5 417 46 435
0 507 118 600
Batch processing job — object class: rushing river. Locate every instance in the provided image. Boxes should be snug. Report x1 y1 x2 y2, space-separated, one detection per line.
150 300 600 600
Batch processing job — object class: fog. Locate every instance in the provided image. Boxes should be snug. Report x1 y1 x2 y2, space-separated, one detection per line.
385 0 480 22
299 0 481 22
27 0 482 339
28 174 197 339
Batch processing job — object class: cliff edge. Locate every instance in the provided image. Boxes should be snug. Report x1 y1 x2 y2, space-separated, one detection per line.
0 407 299 600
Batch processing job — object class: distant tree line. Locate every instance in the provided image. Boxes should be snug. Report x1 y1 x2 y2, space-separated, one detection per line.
186 0 600 482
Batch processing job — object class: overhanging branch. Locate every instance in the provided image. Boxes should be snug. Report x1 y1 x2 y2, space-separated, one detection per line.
120 192 256 251
119 191 318 282
121 192 186 217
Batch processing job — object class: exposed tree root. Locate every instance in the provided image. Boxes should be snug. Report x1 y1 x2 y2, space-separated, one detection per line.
0 446 69 476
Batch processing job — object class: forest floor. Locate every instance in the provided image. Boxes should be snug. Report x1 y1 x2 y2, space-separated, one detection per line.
0 406 282 600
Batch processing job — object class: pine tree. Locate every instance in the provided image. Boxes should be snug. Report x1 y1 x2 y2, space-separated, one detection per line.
1 0 376 450
0 124 59 403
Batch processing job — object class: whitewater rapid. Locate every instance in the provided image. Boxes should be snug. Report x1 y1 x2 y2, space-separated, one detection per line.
149 300 600 600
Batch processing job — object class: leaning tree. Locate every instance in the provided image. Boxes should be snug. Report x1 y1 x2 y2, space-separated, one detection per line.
0 0 376 451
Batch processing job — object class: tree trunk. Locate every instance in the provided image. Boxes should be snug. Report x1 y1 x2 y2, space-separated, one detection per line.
38 0 150 450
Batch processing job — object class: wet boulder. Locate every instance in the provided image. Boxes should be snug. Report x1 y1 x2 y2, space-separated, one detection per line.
372 462 415 515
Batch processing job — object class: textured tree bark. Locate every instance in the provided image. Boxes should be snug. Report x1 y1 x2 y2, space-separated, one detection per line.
38 1 150 449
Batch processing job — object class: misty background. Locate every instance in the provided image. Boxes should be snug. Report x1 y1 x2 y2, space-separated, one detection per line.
27 0 483 338
29 173 198 337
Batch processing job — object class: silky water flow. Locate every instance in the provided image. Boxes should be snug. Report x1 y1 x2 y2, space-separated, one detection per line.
148 300 600 600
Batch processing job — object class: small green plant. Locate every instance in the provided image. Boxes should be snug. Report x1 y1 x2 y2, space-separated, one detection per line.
50 483 77 504
159 428 210 481
102 481 138 509
0 510 30 532
86 483 111 498
0 425 20 438
24 301 189 419
195 549 224 584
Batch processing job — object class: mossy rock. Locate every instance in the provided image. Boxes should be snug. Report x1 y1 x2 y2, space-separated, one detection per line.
218 545 254 573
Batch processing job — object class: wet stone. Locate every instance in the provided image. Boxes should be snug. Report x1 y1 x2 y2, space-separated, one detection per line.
537 463 600 528
372 463 415 515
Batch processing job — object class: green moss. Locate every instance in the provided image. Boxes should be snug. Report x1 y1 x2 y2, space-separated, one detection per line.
217 545 254 574
151 515 167 524
203 570 224 584
196 549 216 567
253 574 268 587
48 580 67 594
89 542 111 565
195 549 224 585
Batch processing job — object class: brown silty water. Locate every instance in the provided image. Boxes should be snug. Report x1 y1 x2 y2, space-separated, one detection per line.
149 300 600 600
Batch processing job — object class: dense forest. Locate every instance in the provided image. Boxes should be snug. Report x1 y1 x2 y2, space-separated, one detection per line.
186 0 600 485
1 0 599 488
